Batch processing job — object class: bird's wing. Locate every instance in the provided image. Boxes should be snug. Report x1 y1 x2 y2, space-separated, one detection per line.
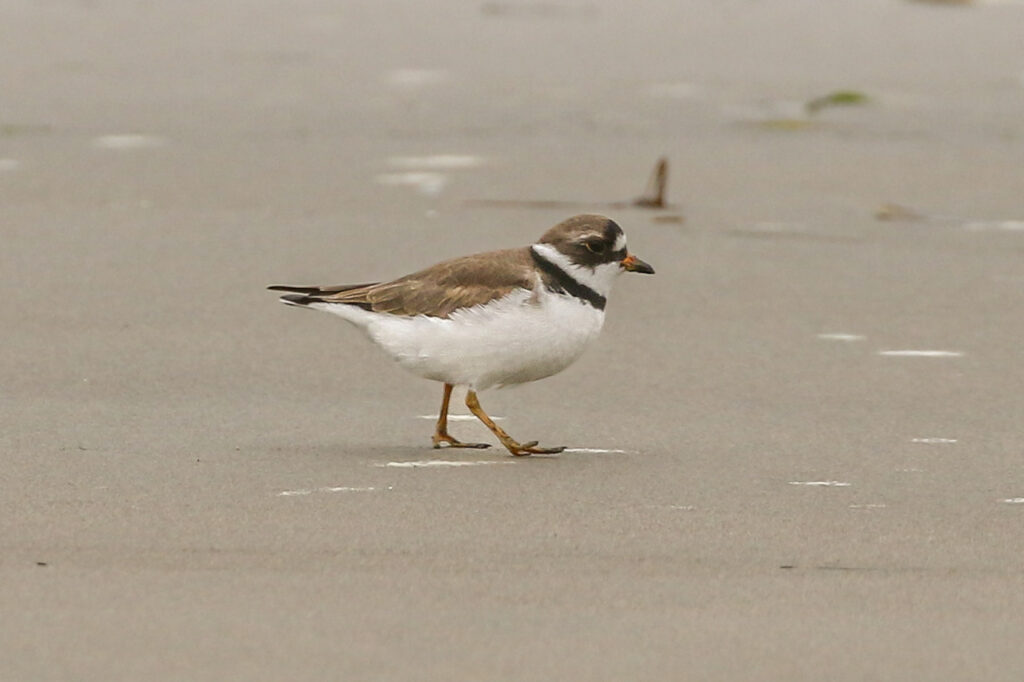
273 248 537 319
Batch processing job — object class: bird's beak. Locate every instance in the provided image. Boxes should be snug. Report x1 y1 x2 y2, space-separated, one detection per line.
620 252 655 274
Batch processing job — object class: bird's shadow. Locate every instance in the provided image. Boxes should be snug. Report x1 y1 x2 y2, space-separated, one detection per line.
258 439 607 464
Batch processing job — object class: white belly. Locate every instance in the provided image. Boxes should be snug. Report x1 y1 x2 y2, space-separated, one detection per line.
315 289 605 390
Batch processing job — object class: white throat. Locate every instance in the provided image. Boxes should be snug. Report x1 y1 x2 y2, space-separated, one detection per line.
531 243 621 299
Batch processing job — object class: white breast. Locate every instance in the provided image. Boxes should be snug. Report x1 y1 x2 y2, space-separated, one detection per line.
315 288 606 390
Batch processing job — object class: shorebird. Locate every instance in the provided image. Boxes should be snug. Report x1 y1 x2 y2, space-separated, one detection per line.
270 214 653 455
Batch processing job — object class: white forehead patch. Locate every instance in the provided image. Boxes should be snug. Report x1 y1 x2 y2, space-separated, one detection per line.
613 233 627 252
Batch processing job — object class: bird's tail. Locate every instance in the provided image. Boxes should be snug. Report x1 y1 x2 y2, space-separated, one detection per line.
267 283 378 309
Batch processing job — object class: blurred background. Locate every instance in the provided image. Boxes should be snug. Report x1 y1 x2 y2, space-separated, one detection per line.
2 1 1024 680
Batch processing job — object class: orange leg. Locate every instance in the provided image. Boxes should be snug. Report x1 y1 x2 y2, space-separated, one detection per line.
465 389 565 456
432 383 491 449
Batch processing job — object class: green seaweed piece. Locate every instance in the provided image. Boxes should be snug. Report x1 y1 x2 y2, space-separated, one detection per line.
805 91 869 115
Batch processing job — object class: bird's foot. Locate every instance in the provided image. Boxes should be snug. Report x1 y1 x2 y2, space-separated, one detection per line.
432 432 491 449
502 439 566 457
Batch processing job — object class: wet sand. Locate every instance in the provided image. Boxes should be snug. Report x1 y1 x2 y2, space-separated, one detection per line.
3 1 1024 680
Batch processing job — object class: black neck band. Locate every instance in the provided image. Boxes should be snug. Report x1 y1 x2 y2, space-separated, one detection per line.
531 248 607 310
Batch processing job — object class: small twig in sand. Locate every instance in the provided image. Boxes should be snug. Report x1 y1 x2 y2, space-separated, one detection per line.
633 157 668 208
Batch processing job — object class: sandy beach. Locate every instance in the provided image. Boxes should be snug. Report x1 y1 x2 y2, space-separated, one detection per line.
3 0 1024 679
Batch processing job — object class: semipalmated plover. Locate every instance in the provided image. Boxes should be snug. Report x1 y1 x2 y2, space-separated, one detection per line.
270 214 654 456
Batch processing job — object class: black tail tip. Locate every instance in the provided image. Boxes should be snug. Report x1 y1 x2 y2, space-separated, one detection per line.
279 293 316 306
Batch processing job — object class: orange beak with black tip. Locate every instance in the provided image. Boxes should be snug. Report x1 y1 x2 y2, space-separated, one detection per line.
620 252 655 274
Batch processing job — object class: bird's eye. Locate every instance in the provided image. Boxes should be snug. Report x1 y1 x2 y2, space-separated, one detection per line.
584 240 606 254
